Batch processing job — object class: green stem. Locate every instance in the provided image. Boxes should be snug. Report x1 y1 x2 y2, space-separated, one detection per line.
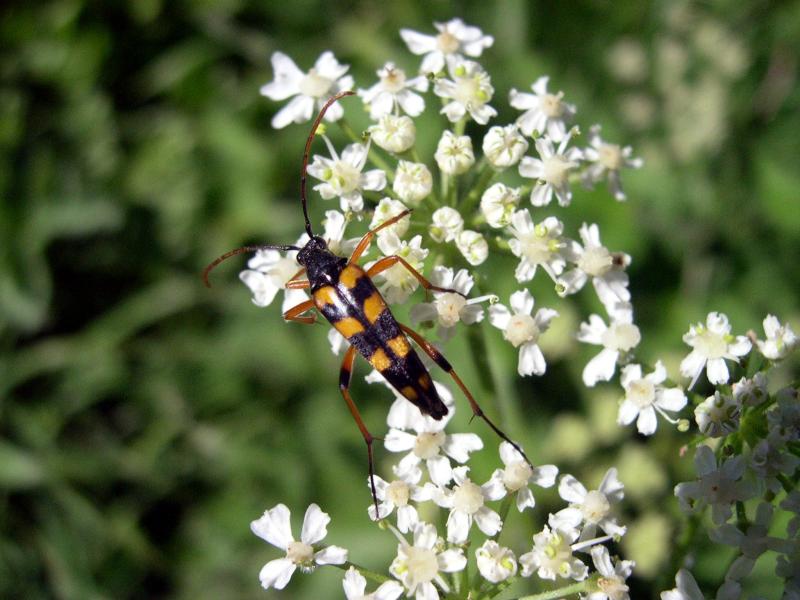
332 561 391 584
514 579 592 600
777 473 796 494
462 158 496 213
735 501 749 532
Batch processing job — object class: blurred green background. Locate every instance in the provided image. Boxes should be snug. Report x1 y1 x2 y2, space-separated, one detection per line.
1 1 798 598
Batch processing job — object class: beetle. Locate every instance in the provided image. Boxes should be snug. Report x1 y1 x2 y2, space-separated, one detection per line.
204 90 532 512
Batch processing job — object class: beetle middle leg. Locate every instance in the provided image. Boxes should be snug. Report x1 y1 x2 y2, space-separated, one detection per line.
399 323 533 468
366 256 466 298
338 345 381 517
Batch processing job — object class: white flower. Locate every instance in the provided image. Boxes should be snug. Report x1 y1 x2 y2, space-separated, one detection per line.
578 306 641 387
552 468 626 540
343 566 403 600
409 267 490 342
731 373 768 407
489 441 558 511
586 545 634 600
250 503 348 590
507 210 568 283
370 233 429 304
510 75 576 141
428 207 463 243
370 198 410 239
480 183 521 228
434 130 475 175
519 132 583 207
710 503 795 582
558 223 631 314
618 362 687 435
756 314 797 360
394 161 433 204
260 51 354 129
401 18 493 74
307 138 387 212
379 381 483 486
482 124 529 168
389 522 467 600
679 312 752 389
432 466 505 543
455 230 488 266
749 432 800 493
674 445 756 525
519 518 588 581
768 387 800 442
239 243 307 312
320 209 361 257
358 62 428 119
582 125 643 201
660 569 704 600
367 471 430 533
694 391 740 438
434 60 497 124
370 114 417 154
476 540 517 583
489 289 558 377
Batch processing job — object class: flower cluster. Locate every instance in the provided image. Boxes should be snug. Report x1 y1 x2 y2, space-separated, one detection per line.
239 15 799 600
253 390 635 599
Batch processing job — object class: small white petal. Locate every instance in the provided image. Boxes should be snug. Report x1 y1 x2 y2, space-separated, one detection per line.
300 503 330 545
251 504 293 550
314 545 348 565
258 558 296 590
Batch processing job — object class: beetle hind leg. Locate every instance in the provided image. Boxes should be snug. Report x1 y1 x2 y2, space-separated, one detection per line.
339 345 382 518
399 324 533 468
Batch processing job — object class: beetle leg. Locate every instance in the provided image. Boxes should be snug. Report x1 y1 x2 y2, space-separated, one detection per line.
339 345 381 517
366 256 466 298
285 268 310 289
348 209 412 263
399 324 533 468
283 299 317 325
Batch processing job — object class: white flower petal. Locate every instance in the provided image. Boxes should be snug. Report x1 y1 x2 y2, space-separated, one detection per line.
251 504 293 550
314 545 348 565
258 558 296 590
300 503 330 545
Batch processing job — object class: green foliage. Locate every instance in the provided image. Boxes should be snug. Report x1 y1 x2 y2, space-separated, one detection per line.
1 1 797 598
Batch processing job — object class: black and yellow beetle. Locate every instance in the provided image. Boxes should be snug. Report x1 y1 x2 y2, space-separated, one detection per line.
204 91 531 510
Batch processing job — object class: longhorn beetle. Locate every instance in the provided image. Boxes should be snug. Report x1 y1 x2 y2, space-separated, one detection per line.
204 90 532 513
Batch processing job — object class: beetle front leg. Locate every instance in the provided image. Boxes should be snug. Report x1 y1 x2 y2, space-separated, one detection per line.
348 210 412 264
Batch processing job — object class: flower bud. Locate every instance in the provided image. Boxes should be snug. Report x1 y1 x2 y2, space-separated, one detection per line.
480 183 521 228
393 160 433 205
429 207 464 243
369 114 416 153
456 230 488 265
370 197 410 238
482 125 528 168
435 130 474 175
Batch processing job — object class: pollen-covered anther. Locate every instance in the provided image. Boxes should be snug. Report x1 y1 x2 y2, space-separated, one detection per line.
413 431 445 459
502 460 533 491
452 480 485 514
580 490 611 524
286 540 315 565
386 480 411 507
435 293 467 327
578 246 613 277
505 314 540 348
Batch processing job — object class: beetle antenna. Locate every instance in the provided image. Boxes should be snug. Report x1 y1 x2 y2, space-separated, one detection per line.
300 90 356 238
203 244 299 288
